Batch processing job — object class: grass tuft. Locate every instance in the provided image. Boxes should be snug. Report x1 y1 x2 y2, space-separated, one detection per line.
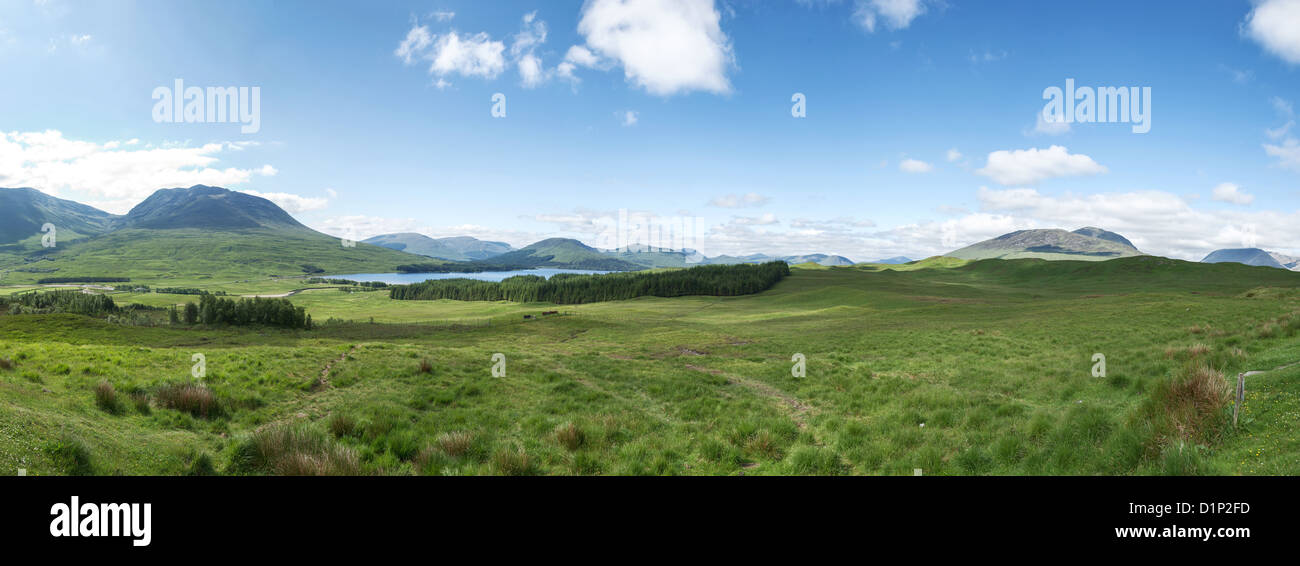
93 381 121 414
155 383 221 419
231 424 361 476
554 422 585 451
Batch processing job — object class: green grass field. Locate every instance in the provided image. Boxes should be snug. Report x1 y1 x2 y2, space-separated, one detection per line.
2 256 1299 476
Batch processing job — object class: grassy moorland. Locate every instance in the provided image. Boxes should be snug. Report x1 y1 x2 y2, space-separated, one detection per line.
1 256 1298 476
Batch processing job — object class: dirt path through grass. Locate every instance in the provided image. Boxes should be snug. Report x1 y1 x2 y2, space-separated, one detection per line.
685 364 813 429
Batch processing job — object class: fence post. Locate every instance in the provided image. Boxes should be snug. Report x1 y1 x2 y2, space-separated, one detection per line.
1234 372 1245 428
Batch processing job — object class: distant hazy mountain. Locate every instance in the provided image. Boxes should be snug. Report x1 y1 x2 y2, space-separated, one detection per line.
703 253 853 266
949 227 1142 261
874 256 914 264
1201 248 1288 269
0 187 118 245
1267 251 1300 271
487 238 642 270
364 233 512 261
783 254 855 266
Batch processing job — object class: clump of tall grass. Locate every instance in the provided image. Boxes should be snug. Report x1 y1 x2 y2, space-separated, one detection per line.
129 391 151 415
327 413 357 438
554 422 585 451
0 357 14 370
155 383 220 418
436 431 474 457
93 381 121 414
418 358 433 374
230 424 361 476
491 445 538 476
1135 363 1232 455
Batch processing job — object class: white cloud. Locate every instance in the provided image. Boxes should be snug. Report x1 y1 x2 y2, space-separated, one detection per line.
395 26 434 65
946 148 963 162
395 25 506 80
511 12 550 88
1243 0 1300 65
976 145 1107 186
1211 182 1255 205
853 0 929 33
0 130 277 214
730 213 779 226
621 110 639 126
1264 137 1300 171
575 0 733 96
899 158 933 173
708 192 769 208
240 190 329 213
1266 120 1294 140
968 49 1007 63
432 11 455 22
1272 96 1295 117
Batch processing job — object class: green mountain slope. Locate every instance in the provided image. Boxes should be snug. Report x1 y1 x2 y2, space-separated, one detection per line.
949 228 1142 261
0 187 119 246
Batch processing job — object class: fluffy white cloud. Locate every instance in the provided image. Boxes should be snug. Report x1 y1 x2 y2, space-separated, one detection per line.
708 192 769 208
240 190 329 213
1264 137 1300 171
976 145 1107 186
1211 182 1255 205
0 130 277 214
621 110 639 126
575 0 733 96
511 12 550 88
395 25 506 80
853 0 929 32
946 148 963 162
1243 0 1300 64
899 158 933 173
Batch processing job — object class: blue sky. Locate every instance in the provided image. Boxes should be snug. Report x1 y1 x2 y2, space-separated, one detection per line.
1 0 1298 261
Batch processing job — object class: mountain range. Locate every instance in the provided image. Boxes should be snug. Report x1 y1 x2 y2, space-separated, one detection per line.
363 233 513 262
0 186 438 282
3 186 1296 281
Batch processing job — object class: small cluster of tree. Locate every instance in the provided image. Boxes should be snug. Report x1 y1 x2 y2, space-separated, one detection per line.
155 287 226 296
5 290 119 316
301 264 325 274
181 294 312 329
306 278 388 289
390 262 791 304
36 277 130 284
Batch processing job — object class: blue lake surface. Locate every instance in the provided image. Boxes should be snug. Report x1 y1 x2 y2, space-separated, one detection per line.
328 269 615 285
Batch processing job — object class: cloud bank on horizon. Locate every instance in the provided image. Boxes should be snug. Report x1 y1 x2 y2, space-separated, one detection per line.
0 0 1298 262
